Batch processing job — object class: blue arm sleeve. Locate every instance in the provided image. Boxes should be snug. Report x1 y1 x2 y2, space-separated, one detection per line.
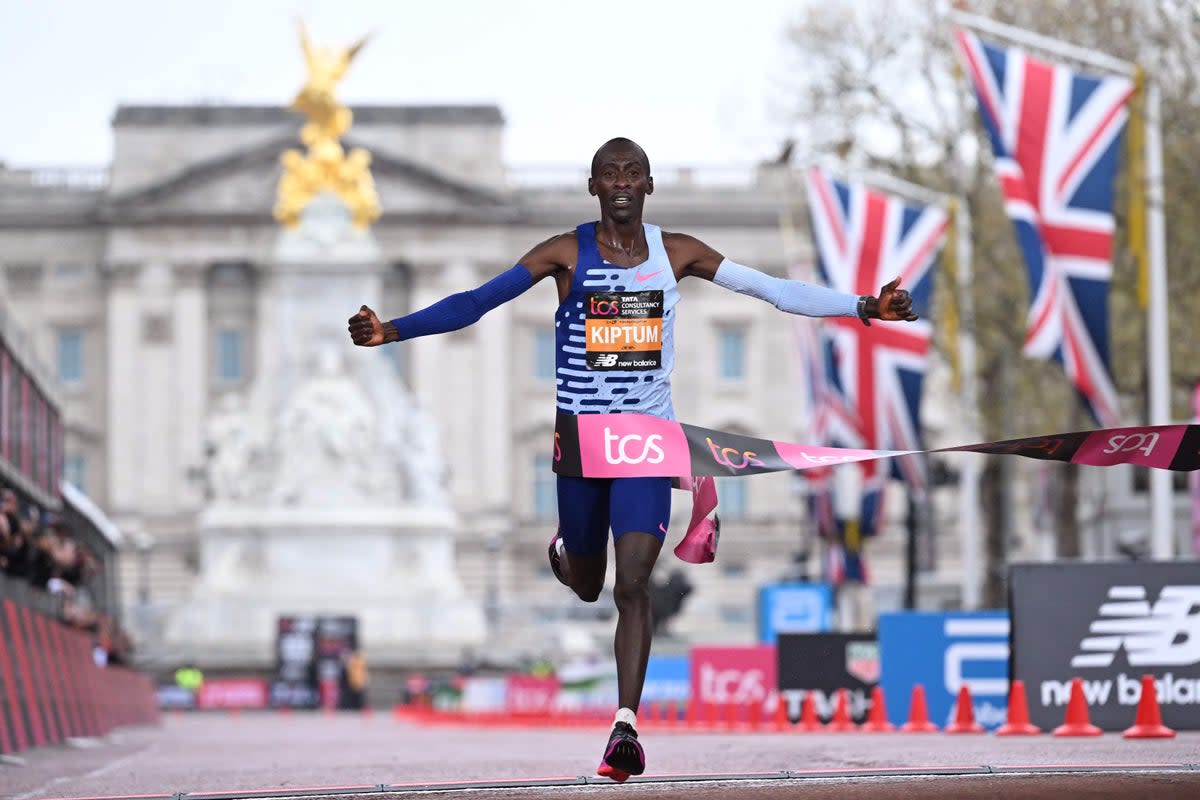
390 264 535 341
712 258 859 318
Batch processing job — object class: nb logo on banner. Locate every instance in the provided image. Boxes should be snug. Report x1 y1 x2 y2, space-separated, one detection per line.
1071 585 1200 668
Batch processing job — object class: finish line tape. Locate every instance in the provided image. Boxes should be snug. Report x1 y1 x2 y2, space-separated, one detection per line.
551 413 1200 479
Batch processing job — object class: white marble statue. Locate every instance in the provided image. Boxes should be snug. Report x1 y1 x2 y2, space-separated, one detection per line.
205 392 266 505
402 401 449 507
270 342 392 507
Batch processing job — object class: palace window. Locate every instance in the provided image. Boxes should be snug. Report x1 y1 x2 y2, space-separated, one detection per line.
533 453 556 520
216 329 244 383
718 328 746 381
64 454 86 492
57 330 84 385
534 329 556 381
716 476 748 519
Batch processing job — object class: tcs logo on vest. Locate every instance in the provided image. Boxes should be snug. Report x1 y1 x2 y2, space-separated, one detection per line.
603 427 665 465
588 297 620 315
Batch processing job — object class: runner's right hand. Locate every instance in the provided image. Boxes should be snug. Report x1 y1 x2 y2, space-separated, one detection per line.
348 305 386 347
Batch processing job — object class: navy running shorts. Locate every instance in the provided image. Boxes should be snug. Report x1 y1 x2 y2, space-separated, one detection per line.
556 475 672 556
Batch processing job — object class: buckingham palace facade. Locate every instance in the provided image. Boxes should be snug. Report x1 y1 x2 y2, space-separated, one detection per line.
1 103 1115 668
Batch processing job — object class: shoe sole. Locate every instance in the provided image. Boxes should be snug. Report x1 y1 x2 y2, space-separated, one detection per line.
596 762 631 783
597 738 644 782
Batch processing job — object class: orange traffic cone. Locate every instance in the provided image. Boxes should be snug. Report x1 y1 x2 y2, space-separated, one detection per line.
724 701 739 731
827 688 856 732
1052 678 1102 737
748 698 763 731
996 680 1041 736
859 685 895 732
945 685 985 733
899 684 939 733
1123 674 1175 739
774 696 789 731
797 692 823 731
647 701 662 730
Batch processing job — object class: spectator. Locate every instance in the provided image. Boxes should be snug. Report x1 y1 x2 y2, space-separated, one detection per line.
1 488 29 577
340 649 369 710
0 482 136 666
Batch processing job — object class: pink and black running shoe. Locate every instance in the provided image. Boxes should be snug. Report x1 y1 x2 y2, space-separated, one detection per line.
596 721 645 783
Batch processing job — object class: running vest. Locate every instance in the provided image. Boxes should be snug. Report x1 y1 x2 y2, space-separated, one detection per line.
554 222 680 418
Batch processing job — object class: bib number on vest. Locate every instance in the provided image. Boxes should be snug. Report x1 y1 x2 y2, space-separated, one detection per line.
585 290 663 370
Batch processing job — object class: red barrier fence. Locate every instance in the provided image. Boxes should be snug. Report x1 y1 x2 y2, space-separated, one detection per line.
0 597 158 755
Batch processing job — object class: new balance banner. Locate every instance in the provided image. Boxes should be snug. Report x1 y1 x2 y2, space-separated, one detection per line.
878 611 1009 730
1010 561 1200 730
777 633 879 724
552 413 1200 478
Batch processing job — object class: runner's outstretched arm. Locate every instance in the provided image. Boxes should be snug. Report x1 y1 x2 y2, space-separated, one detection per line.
664 231 918 323
348 234 574 347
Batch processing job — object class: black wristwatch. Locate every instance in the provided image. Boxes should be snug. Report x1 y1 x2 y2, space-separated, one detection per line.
856 295 873 327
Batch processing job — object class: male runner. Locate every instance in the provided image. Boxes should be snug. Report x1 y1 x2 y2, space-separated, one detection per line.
348 137 917 781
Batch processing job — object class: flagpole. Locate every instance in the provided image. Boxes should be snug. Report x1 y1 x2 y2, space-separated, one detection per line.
955 197 982 608
947 9 1136 77
949 8 1175 559
815 158 947 207
1145 80 1174 558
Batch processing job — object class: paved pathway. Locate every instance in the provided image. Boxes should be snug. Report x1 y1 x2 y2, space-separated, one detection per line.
2 712 1197 800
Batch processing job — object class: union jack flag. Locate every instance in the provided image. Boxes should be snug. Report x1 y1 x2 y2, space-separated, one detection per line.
801 166 947 546
955 29 1132 426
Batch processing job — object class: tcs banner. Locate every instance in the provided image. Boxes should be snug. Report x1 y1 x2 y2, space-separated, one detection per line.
689 645 776 716
878 611 1009 730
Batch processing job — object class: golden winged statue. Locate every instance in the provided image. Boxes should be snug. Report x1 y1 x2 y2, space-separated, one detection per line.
274 21 381 230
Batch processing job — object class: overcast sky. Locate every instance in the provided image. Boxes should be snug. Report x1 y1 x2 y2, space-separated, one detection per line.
0 0 802 171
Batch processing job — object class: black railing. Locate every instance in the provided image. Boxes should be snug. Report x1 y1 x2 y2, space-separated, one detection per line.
0 570 66 619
